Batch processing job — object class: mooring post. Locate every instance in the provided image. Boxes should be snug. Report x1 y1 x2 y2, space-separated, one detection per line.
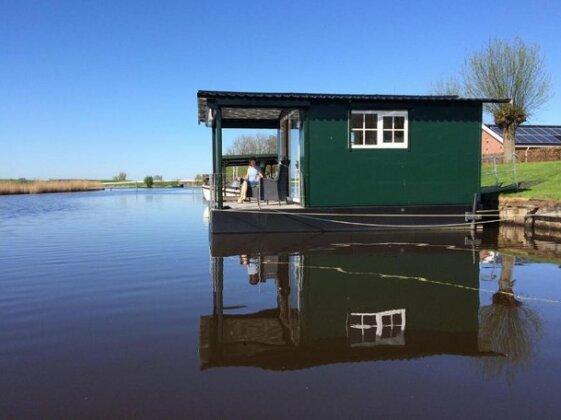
468 193 481 233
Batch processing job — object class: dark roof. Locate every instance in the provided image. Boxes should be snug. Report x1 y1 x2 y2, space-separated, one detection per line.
487 125 561 146
198 90 510 124
221 153 278 167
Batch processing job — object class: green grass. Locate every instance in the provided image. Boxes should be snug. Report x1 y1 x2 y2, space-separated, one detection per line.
482 160 561 200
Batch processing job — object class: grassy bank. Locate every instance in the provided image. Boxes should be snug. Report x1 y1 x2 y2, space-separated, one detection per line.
102 180 191 188
0 180 104 195
482 160 561 200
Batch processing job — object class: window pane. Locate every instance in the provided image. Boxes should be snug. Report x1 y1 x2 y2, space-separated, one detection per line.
383 116 393 129
364 328 377 342
381 326 392 338
363 315 377 326
348 327 363 343
383 131 393 143
365 113 377 129
289 112 301 130
351 113 363 129
365 130 377 145
394 116 405 129
394 131 405 143
352 130 364 145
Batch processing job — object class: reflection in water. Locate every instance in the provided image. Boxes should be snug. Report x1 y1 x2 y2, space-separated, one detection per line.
201 236 511 371
348 309 406 347
478 254 543 384
4 191 561 417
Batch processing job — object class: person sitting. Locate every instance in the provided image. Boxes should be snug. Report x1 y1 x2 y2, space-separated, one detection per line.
241 254 261 285
237 158 263 204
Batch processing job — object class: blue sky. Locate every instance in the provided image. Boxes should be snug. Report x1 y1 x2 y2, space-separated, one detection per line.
1 0 560 180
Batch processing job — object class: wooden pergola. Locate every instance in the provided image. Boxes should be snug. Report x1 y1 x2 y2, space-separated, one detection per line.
198 90 311 208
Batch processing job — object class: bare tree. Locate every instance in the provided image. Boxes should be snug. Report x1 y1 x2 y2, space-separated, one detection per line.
113 172 127 181
226 134 277 155
477 255 542 384
429 77 463 96
153 175 163 181
463 38 551 163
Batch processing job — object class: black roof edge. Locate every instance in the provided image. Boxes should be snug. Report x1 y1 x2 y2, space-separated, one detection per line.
486 124 561 128
197 90 510 103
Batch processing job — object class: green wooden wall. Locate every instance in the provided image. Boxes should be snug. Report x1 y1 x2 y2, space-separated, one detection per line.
303 102 483 207
299 250 480 344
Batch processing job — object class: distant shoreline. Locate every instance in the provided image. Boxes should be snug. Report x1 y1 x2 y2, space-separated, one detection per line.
0 180 104 196
0 180 201 196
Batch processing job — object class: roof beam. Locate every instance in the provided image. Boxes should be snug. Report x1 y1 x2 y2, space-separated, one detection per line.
220 119 280 129
215 98 311 108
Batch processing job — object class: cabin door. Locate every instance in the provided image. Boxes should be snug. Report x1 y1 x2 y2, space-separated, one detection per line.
287 111 302 203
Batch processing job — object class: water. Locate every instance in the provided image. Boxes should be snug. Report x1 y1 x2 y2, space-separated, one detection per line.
1 189 561 419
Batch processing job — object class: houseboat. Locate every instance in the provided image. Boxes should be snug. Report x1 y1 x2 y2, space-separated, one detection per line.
198 90 509 233
201 230 497 370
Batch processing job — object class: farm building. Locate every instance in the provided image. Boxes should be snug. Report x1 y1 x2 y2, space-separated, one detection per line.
482 124 561 156
198 90 508 233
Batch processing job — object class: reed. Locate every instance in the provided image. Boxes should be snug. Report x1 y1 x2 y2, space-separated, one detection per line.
0 180 104 195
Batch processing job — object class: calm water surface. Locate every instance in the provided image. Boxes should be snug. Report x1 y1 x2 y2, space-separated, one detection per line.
1 189 561 419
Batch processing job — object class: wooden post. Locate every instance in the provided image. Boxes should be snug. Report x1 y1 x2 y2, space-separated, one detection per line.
213 257 224 347
211 122 218 208
211 256 224 358
212 121 217 178
216 109 223 209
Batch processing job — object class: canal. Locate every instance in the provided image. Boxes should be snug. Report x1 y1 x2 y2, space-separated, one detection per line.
1 189 561 418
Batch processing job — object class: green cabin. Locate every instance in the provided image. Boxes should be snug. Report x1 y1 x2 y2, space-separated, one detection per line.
198 91 508 233
200 233 492 370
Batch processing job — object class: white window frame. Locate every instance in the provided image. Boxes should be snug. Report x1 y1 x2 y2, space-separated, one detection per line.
350 110 409 149
346 309 406 347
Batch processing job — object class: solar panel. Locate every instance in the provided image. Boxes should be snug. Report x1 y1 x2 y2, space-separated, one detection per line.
536 127 561 135
485 125 561 145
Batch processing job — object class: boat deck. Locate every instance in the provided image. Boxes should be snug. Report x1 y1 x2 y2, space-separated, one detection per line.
210 201 480 234
223 199 302 211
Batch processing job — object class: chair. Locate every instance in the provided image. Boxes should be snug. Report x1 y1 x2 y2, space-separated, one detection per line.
245 183 260 203
260 160 289 205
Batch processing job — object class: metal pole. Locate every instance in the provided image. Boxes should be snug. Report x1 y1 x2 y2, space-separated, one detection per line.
512 153 519 190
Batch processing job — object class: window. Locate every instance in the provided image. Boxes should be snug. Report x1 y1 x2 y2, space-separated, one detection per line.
351 111 408 149
347 309 406 347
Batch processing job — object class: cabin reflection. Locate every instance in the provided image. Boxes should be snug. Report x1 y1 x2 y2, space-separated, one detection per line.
201 232 496 370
